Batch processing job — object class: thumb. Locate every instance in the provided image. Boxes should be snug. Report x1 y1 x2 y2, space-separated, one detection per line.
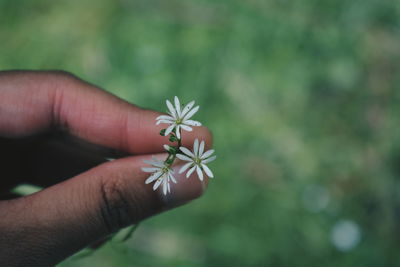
0 154 205 267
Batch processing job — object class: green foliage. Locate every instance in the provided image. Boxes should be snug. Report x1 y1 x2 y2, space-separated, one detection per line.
1 0 400 266
169 135 178 142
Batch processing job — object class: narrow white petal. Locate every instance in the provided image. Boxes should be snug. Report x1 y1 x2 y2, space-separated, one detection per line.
143 159 154 165
174 96 181 117
196 166 204 181
180 125 193 132
176 125 181 139
166 100 177 118
179 162 193 173
176 154 193 161
183 105 199 120
199 141 205 156
184 120 202 126
202 155 216 164
179 146 195 157
202 164 214 178
163 180 168 195
169 173 177 183
143 159 164 167
186 166 196 178
201 149 215 159
193 139 199 156
164 124 175 136
156 119 174 125
141 167 160 173
156 115 174 121
151 156 166 164
153 177 163 190
167 182 171 193
145 171 162 184
180 100 195 117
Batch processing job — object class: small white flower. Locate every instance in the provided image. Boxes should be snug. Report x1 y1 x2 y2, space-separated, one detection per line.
142 156 177 195
156 96 202 139
177 139 216 181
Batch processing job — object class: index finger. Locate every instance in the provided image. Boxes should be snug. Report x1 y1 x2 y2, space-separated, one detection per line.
0 71 212 154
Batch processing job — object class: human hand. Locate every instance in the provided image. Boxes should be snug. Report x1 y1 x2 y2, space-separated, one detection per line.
0 71 212 266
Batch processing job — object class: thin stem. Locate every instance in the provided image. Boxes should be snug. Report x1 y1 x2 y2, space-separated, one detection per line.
168 154 177 167
178 129 182 147
165 128 182 168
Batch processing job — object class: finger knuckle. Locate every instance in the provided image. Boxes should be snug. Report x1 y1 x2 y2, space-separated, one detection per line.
99 175 131 233
98 174 145 234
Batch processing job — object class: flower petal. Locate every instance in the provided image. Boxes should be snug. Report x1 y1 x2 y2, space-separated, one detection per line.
184 120 202 126
156 119 174 125
202 155 216 164
180 125 193 132
152 156 166 164
176 125 181 139
193 139 199 156
167 182 171 193
181 100 195 117
174 96 181 117
186 166 196 178
199 140 205 156
153 177 163 190
202 164 214 178
156 115 174 121
201 149 215 159
164 124 175 136
176 154 193 161
196 166 204 181
163 179 168 195
169 173 177 183
166 99 177 118
179 162 193 173
143 159 164 167
145 171 162 184
179 146 195 157
141 167 160 173
183 105 199 120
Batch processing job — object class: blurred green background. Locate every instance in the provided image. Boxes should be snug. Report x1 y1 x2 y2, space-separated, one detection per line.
1 0 400 266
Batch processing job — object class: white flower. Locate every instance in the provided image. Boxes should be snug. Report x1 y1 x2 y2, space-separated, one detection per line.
156 96 202 139
176 139 216 181
142 156 177 195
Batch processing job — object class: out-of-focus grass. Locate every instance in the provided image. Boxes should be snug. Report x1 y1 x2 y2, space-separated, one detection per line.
1 0 400 266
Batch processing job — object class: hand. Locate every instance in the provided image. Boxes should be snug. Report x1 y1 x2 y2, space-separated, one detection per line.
0 71 212 267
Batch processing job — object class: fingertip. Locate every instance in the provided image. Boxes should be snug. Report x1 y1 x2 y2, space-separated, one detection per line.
160 163 207 208
181 125 213 149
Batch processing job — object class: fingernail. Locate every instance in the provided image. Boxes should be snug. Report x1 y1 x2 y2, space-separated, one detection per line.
160 164 207 208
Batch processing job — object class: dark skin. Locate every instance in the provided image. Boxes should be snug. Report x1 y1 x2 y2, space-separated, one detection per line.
0 71 212 266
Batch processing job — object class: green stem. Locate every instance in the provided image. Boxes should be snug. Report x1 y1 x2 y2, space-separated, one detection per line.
166 128 182 168
178 130 182 147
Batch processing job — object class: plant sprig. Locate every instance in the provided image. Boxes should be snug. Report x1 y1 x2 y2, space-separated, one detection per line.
141 96 216 195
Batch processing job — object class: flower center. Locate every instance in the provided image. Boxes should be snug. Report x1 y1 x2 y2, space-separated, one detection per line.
194 157 202 165
176 118 183 125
